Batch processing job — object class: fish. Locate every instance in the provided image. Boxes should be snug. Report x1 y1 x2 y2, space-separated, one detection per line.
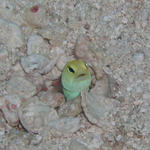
61 60 91 101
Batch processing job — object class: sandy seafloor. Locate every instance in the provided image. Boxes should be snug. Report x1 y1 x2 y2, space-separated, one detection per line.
0 0 150 150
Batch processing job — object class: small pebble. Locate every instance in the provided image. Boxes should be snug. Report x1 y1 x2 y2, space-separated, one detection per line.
69 139 89 150
132 52 144 64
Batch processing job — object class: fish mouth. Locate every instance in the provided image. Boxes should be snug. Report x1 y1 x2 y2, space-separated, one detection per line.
78 73 86 77
75 73 90 81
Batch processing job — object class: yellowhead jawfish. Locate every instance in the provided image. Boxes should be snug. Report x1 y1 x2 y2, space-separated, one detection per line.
61 60 91 101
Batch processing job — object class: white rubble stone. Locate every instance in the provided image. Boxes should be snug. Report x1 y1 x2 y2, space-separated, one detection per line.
0 94 23 126
0 18 24 49
27 34 50 56
6 75 37 99
132 52 145 64
18 96 59 134
37 24 68 47
41 117 81 137
0 45 11 80
21 54 54 74
47 66 61 80
81 90 119 130
69 139 89 150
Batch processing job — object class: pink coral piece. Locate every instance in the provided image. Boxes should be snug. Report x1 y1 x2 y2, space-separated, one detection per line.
30 5 39 13
11 104 17 110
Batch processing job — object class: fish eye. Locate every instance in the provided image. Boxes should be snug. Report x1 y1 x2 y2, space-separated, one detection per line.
85 63 88 68
68 66 75 73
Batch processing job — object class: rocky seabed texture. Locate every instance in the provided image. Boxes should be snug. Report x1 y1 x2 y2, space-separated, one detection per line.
0 0 149 150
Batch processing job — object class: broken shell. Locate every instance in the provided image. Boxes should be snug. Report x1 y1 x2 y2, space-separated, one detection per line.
90 74 111 97
39 87 65 108
18 96 59 133
58 96 82 117
0 94 23 126
81 91 119 130
2 107 19 126
80 73 119 130
4 94 23 112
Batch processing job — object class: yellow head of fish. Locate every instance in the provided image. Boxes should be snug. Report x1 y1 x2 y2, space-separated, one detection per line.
61 60 91 101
